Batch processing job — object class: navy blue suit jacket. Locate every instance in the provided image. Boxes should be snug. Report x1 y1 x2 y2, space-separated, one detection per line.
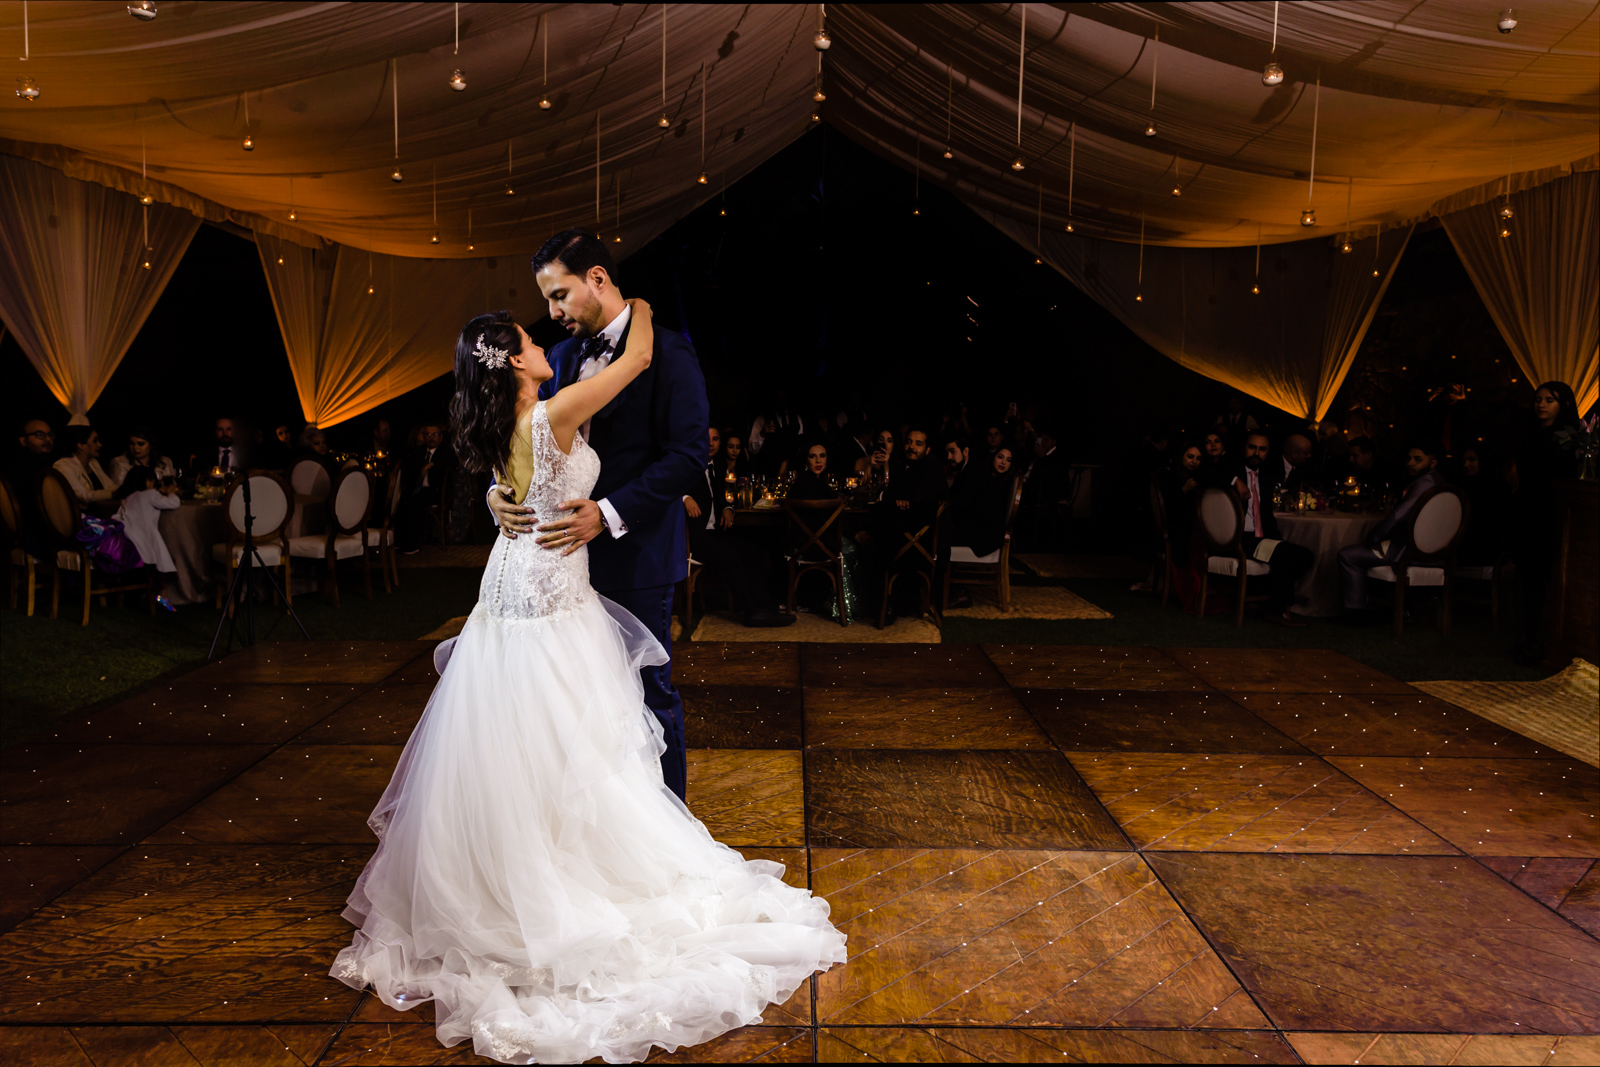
538 320 709 592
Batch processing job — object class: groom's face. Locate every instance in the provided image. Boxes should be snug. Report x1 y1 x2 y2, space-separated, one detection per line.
537 264 608 339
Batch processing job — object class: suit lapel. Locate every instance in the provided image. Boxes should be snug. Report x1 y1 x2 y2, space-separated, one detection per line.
592 319 639 424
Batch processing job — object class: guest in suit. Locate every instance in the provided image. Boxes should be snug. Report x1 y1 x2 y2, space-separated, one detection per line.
202 416 248 475
942 434 972 492
1336 440 1447 619
1214 395 1260 447
1231 431 1314 627
52 425 116 509
4 418 56 557
1275 433 1315 495
1016 423 1066 550
1199 431 1232 487
685 429 792 628
396 422 455 553
1345 436 1390 494
859 427 946 621
488 228 709 801
788 441 838 500
107 427 177 488
112 465 180 611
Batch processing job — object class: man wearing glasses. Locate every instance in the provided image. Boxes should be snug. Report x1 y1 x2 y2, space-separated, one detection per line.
5 419 56 557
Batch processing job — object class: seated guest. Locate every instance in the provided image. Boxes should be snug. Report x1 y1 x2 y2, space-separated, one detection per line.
1231 431 1314 627
4 418 57 557
948 445 1016 559
1199 431 1231 486
107 427 177 487
863 427 896 485
258 423 295 471
112 465 180 611
1455 444 1510 566
1160 441 1208 611
860 427 946 620
397 422 457 552
685 429 793 628
1316 422 1348 480
1345 436 1388 493
203 417 247 474
1337 440 1447 620
53 425 116 508
942 434 972 491
1277 433 1314 494
981 423 1007 461
370 418 394 456
720 429 748 480
788 441 838 500
294 425 340 474
1016 423 1065 550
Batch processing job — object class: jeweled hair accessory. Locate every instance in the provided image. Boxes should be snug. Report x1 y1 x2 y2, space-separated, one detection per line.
474 335 510 370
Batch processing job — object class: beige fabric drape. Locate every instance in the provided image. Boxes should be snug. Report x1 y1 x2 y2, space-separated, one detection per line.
1441 170 1599 415
256 232 540 429
992 213 1410 422
0 154 200 423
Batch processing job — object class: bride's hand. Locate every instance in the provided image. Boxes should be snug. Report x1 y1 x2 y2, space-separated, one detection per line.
627 297 652 321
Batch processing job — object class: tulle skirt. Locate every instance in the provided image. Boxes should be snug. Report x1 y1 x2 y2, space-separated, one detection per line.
331 596 845 1064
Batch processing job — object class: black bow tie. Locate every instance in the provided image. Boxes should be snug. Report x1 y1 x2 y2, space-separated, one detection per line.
581 335 614 362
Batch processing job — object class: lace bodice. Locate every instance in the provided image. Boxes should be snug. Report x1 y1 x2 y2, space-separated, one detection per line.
479 401 601 624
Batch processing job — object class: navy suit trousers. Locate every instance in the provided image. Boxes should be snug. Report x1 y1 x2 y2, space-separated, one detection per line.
602 583 686 800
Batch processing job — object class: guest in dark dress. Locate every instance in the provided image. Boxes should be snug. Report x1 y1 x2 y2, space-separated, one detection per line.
1199 431 1232 487
1161 442 1209 612
948 446 1016 559
788 442 839 500
1454 445 1511 567
719 430 748 481
1511 381 1582 665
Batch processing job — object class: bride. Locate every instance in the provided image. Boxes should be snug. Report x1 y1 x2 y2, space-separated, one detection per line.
331 301 845 1064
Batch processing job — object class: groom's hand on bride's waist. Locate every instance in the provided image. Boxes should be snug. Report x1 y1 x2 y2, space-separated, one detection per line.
488 485 536 538
537 499 602 555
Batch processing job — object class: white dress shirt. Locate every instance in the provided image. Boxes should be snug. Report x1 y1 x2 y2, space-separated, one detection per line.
576 304 633 539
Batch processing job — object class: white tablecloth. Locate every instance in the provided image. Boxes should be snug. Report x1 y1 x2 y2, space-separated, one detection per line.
1273 510 1384 617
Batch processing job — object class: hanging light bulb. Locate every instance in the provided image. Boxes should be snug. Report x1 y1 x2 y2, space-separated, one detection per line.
139 193 154 206
1251 283 1260 295
1011 157 1025 172
810 111 821 124
1144 122 1156 138
1340 239 1352 253
141 253 153 271
276 254 284 265
719 207 726 216
287 209 296 220
697 171 708 185
942 148 953 160
1300 207 1316 227
505 183 515 197
613 234 622 244
1262 60 1284 86
1065 222 1074 233
127 1 158 20
241 132 254 151
1499 224 1512 239
539 96 551 110
657 112 671 129
1499 203 1514 220
391 167 404 182
813 28 831 51
1171 184 1181 197
1497 8 1517 33
430 232 440 245
1135 293 1143 302
812 88 826 103
367 283 375 295
448 69 467 92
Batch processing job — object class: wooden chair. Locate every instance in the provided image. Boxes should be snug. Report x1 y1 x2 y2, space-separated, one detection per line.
1362 485 1470 637
1453 556 1514 629
782 498 849 626
38 470 155 625
426 465 452 546
877 501 943 628
1 471 48 616
289 456 331 537
1195 485 1270 627
944 483 1021 616
365 467 404 592
288 467 374 607
212 471 296 612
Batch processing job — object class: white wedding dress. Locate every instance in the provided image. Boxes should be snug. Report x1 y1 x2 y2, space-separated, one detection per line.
332 401 845 1064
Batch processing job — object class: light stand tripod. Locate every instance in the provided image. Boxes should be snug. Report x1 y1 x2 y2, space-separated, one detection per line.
208 473 309 660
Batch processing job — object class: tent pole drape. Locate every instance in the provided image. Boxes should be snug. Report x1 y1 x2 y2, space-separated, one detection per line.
0 153 199 423
1315 225 1414 425
254 232 535 429
1441 170 1599 415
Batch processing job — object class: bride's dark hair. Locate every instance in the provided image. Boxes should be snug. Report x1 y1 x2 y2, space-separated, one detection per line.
449 311 523 476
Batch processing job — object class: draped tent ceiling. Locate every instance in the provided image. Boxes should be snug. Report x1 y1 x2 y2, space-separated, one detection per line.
1 2 1595 424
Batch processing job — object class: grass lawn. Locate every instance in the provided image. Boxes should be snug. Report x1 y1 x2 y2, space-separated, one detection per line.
0 567 482 747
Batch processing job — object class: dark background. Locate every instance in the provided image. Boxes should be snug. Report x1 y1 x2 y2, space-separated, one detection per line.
1 125 1534 468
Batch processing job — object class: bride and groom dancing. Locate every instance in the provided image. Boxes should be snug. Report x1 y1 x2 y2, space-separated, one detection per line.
330 229 844 1064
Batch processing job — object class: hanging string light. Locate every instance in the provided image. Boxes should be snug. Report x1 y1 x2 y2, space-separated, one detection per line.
1499 149 1515 228
697 63 709 184
1034 183 1043 263
657 4 671 128
1135 208 1145 301
430 164 440 244
506 140 515 195
813 49 826 103
1065 123 1075 232
1372 227 1381 277
448 3 466 91
391 59 403 181
241 95 254 151
613 177 623 244
595 110 602 234
138 126 153 205
15 2 40 101
1252 221 1262 294
814 3 831 51
1263 2 1284 85
539 15 552 109
367 246 375 295
140 137 152 270
1301 73 1320 226
912 134 920 215
1011 4 1027 170
1145 26 1159 137
467 207 474 252
1340 180 1352 252
287 176 297 221
943 65 954 159
128 1 158 21
1171 155 1181 197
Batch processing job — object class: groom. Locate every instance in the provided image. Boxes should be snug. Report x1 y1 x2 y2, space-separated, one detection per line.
488 229 708 801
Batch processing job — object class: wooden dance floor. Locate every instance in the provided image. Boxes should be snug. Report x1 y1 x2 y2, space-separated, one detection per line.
3 640 1599 1064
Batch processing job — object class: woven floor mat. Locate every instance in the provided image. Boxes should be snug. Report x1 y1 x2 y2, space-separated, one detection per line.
1413 659 1599 767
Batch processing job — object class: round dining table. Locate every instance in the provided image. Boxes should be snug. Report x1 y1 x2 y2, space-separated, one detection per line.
1272 509 1385 617
157 499 234 606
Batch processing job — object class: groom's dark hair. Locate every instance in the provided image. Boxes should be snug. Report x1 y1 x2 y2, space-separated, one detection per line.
531 228 618 285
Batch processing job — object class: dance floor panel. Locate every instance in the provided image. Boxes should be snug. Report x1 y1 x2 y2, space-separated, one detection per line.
4 638 1598 1063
